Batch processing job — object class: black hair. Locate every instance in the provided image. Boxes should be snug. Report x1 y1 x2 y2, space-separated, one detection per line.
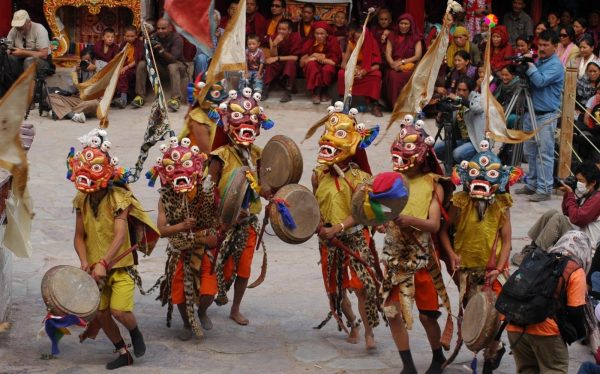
277 19 293 30
502 64 517 75
348 22 362 32
80 47 94 59
560 25 575 41
538 29 559 44
457 77 475 91
574 17 588 30
454 49 471 62
272 0 286 8
580 34 595 48
302 3 316 12
124 25 137 34
574 161 600 190
247 34 260 42
103 27 115 35
516 35 531 45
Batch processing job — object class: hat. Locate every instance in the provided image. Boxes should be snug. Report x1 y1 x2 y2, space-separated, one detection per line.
11 10 30 27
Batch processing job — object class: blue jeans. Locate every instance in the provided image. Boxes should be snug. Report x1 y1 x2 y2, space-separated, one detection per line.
578 362 600 374
245 70 263 92
592 272 600 293
434 138 476 163
523 112 557 194
193 52 211 80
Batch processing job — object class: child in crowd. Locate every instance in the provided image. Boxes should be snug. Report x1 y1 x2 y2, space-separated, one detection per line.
332 11 349 52
515 35 532 56
93 28 120 70
494 64 519 108
113 26 144 109
245 34 265 93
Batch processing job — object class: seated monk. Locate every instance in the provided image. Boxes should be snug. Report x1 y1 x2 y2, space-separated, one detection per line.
300 21 342 105
263 19 302 102
337 23 383 117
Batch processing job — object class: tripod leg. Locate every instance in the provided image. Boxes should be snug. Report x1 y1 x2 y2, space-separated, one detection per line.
522 92 548 194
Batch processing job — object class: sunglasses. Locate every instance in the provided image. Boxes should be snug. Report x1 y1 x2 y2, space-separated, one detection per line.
271 3 282 7
559 33 569 38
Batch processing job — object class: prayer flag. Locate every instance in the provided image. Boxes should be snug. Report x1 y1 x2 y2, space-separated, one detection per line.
164 0 216 57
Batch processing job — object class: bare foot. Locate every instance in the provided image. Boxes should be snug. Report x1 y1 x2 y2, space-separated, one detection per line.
229 310 249 325
365 333 377 350
347 324 360 344
199 313 213 330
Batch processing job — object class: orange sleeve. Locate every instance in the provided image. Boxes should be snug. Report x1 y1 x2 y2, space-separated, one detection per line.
566 268 587 307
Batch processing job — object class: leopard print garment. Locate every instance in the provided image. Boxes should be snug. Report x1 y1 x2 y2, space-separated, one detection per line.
214 216 259 306
156 183 217 337
382 225 452 331
320 230 382 329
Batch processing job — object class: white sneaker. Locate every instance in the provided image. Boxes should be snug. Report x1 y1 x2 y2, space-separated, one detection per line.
71 113 86 123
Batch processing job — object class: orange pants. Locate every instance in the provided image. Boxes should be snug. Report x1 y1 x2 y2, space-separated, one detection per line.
389 268 439 312
320 230 372 293
171 250 218 304
223 225 257 281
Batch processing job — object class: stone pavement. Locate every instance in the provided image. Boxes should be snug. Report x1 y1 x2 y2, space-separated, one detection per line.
0 98 594 373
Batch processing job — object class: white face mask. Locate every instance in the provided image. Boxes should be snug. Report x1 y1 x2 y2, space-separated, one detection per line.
576 181 588 194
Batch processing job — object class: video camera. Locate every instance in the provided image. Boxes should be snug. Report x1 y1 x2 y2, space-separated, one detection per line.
553 175 578 190
436 96 463 114
0 37 11 51
504 53 538 77
149 36 161 49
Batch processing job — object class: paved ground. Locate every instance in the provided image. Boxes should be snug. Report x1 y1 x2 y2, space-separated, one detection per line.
0 95 594 373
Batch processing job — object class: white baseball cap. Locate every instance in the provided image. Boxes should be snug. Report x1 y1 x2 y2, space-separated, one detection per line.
11 10 30 28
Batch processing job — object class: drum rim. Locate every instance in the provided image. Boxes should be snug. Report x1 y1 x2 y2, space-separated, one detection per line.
41 265 100 319
260 135 303 190
219 166 251 225
269 184 319 244
462 289 500 351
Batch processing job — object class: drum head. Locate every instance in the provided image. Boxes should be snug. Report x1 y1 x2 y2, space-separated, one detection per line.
219 166 250 225
463 290 499 352
260 135 303 191
351 174 409 227
269 184 319 244
41 265 99 319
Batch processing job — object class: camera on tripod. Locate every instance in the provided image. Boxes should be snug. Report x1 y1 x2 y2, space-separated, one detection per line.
505 54 538 77
436 96 462 112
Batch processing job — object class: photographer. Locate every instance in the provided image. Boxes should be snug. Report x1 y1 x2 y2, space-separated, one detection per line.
133 18 187 112
512 161 600 265
433 77 486 164
5 10 51 76
515 29 564 202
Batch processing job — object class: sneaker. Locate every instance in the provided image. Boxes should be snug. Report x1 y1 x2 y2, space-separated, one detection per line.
106 350 133 370
514 186 535 195
114 96 127 109
167 97 181 112
71 113 86 123
528 193 551 202
131 95 144 108
279 91 291 103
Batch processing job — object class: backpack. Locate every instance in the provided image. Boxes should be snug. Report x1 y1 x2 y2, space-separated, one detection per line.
495 249 581 341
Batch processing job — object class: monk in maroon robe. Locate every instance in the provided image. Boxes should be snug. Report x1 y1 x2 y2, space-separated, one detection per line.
369 8 398 68
300 21 342 104
263 19 302 102
293 3 316 42
337 26 383 116
384 13 423 107
246 0 268 44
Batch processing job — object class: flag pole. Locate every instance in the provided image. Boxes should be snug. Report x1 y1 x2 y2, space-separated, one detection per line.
142 22 170 126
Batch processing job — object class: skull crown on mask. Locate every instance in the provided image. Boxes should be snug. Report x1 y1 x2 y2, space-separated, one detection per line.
218 95 268 147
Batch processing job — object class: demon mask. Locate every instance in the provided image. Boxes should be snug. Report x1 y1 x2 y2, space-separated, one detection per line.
390 121 435 172
66 129 126 193
147 137 206 193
